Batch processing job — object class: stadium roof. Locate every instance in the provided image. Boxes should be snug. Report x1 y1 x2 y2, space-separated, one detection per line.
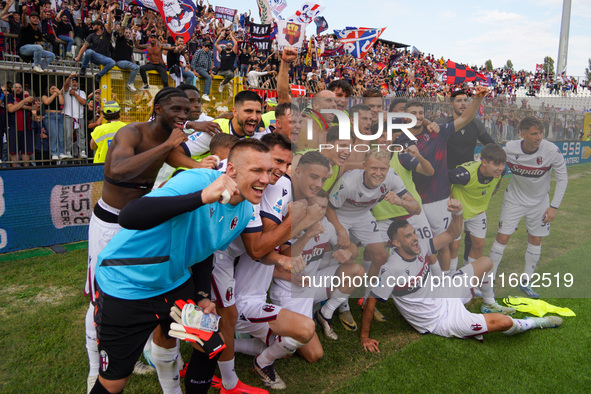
377 38 409 48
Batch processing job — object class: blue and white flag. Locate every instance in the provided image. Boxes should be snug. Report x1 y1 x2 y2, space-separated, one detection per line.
334 27 385 59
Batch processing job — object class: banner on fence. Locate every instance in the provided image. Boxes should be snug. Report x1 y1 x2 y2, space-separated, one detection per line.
0 165 104 253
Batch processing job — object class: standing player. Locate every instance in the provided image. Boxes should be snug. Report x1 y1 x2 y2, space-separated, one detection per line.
449 143 513 314
360 200 562 353
84 87 188 392
396 85 488 275
489 117 568 298
438 89 494 272
91 139 273 394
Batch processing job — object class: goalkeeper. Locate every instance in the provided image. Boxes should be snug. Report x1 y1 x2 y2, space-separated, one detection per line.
90 139 273 394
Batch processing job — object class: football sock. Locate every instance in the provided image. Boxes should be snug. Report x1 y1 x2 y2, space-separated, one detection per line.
503 317 536 335
337 300 351 313
467 256 476 265
89 378 118 394
218 358 239 390
489 240 507 279
151 340 182 394
523 243 542 283
185 349 221 394
85 303 100 377
449 257 458 273
480 269 496 305
235 337 266 356
257 336 304 367
321 289 348 319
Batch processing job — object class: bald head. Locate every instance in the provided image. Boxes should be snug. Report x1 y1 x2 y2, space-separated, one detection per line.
312 90 337 122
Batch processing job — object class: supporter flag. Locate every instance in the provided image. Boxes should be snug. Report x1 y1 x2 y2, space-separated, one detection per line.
305 37 314 66
288 2 325 25
377 62 386 71
388 52 403 67
314 16 328 35
126 0 158 12
380 83 389 95
215 6 237 22
446 60 486 84
478 103 485 118
276 20 305 50
154 0 197 41
536 63 544 73
321 44 344 57
269 0 288 18
290 84 307 97
250 23 272 54
256 0 274 25
334 27 386 59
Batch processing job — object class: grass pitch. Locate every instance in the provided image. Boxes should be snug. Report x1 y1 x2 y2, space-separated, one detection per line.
1 163 590 393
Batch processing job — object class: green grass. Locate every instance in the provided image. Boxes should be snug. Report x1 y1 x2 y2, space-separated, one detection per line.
1 164 590 393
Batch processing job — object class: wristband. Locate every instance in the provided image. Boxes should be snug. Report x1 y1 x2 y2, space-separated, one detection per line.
453 209 463 217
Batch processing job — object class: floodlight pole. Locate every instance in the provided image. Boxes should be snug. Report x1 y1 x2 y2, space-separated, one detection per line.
556 0 572 77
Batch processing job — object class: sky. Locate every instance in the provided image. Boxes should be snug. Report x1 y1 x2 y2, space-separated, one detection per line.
213 0 591 78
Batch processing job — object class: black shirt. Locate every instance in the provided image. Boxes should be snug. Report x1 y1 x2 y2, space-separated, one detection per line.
55 21 73 37
219 49 236 71
112 32 134 62
74 24 91 40
17 25 44 49
85 31 113 57
238 52 250 66
436 116 494 168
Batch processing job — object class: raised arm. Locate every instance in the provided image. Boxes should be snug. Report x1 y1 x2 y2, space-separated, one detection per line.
453 85 487 132
277 46 297 104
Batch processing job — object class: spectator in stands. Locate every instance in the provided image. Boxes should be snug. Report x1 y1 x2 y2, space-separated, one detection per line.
113 25 140 92
0 0 20 34
63 72 87 159
55 8 74 58
5 83 36 166
215 29 238 93
41 84 65 160
167 35 195 86
16 8 55 73
247 64 269 88
238 45 254 77
136 32 175 89
32 109 50 164
75 5 117 84
73 15 90 58
191 42 213 102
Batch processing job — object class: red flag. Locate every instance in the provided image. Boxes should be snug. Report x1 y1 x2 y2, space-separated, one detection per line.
446 60 485 85
290 84 307 97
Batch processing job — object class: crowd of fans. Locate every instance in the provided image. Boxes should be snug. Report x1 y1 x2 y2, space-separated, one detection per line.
0 0 588 166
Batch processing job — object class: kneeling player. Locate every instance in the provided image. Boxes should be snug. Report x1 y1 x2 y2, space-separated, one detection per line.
360 199 563 353
270 190 361 347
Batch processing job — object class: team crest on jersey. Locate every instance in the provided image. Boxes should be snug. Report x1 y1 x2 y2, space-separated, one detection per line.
423 134 430 142
418 255 424 263
498 220 503 229
239 313 247 321
339 184 345 190
482 190 487 195
273 198 283 214
314 234 320 242
230 217 239 230
358 192 364 198
263 304 275 312
380 184 388 194
405 269 410 275
379 266 387 276
515 154 520 160
282 188 288 196
100 350 109 372
536 156 543 165
226 287 233 301
471 324 483 331
210 207 215 217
